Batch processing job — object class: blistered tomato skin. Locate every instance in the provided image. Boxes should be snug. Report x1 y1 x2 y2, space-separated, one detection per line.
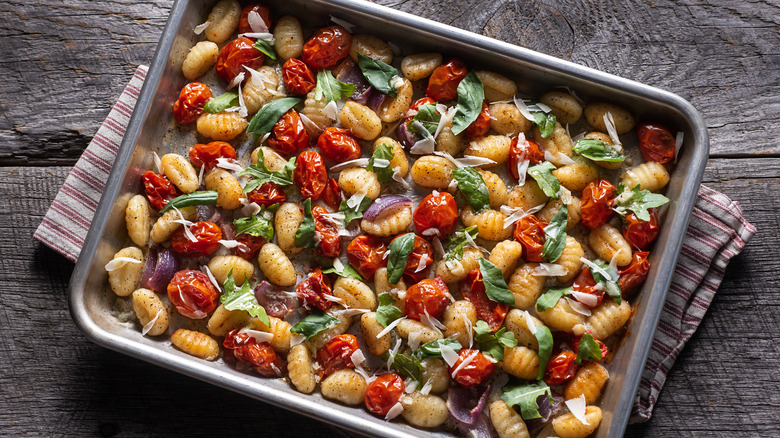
170 221 223 258
173 82 212 124
464 102 490 138
224 329 286 377
295 268 334 311
189 141 236 170
247 181 288 206
513 215 547 263
449 349 496 388
346 235 387 280
404 277 450 321
231 233 266 260
321 178 342 211
167 269 219 319
313 206 342 258
619 251 651 296
282 58 317 95
318 127 362 162
637 122 676 164
317 334 360 378
238 3 272 34
544 350 578 385
293 150 328 200
413 191 458 239
581 178 617 229
623 209 660 250
364 373 405 416
142 171 181 211
302 25 352 69
215 37 265 84
426 58 468 102
268 110 310 155
572 267 605 308
460 269 508 331
507 137 545 181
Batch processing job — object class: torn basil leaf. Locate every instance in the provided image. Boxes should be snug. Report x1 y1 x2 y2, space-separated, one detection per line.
573 138 625 162
290 309 339 339
221 270 270 327
453 166 490 214
367 143 395 183
613 183 670 222
294 198 316 248
357 53 399 97
204 92 239 114
535 287 573 312
386 232 415 284
451 71 484 135
527 161 561 199
375 292 403 327
246 97 302 136
478 258 515 306
541 205 568 263
314 69 355 103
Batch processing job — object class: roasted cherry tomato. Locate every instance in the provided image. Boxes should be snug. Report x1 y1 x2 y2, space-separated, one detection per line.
581 178 617 229
572 267 605 309
464 102 490 138
170 221 222 258
313 205 341 258
282 58 317 95
405 277 450 321
224 329 286 377
637 122 676 164
571 332 609 362
268 110 310 155
619 251 651 297
317 334 359 378
346 234 387 280
460 268 509 331
238 3 272 34
230 233 266 260
449 349 496 389
513 215 547 263
413 191 458 239
301 25 352 69
623 209 660 250
543 350 578 385
215 37 265 84
173 82 212 124
321 178 342 211
317 127 361 162
189 141 236 170
403 97 437 127
167 269 219 319
142 171 181 211
426 58 468 101
390 234 434 285
507 137 545 181
247 181 288 206
364 373 405 416
295 268 334 311
292 150 328 200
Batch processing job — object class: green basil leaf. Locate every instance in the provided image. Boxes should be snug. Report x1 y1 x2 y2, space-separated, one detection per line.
583 259 622 305
246 97 302 136
238 148 296 191
575 334 604 365
322 261 364 281
412 339 463 360
159 190 218 214
367 143 396 183
443 226 479 261
527 161 560 199
451 71 484 135
453 166 491 214
613 183 670 222
375 292 403 327
386 232 415 284
381 352 423 383
204 92 239 114
221 270 270 327
356 53 399 97
253 39 278 63
478 258 515 306
233 210 275 241
338 193 373 226
541 205 568 263
410 103 441 136
294 198 316 248
314 69 355 103
502 381 553 420
573 138 626 162
521 100 557 138
473 320 517 361
535 286 573 312
290 309 339 339
534 325 553 380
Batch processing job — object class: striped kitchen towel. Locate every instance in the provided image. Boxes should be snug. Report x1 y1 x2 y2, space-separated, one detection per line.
33 66 755 422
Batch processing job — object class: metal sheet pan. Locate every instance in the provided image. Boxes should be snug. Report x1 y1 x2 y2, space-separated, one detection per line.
69 0 709 436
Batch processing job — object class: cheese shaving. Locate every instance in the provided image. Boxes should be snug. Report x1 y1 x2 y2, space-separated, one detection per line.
322 294 347 305
216 157 244 173
171 206 197 242
236 83 248 117
329 308 369 318
345 190 367 210
516 158 530 185
419 378 433 395
404 378 418 393
377 316 406 339
409 121 435 154
390 76 405 90
197 164 205 187
408 331 423 351
532 263 568 277
153 151 163 173
483 354 498 364
201 265 222 292
450 349 479 379
414 253 431 272
420 309 445 334
463 314 474 348
432 237 445 258
674 131 684 163
238 32 274 42
559 186 573 205
290 333 306 347
193 21 210 35
432 150 460 167
387 338 403 369
433 104 458 139
244 65 271 88
439 342 460 367
330 158 369 173
384 401 404 421
456 155 497 167
239 328 275 344
177 285 207 319
565 297 592 316
227 72 246 90
513 95 536 122
544 150 577 166
565 395 590 425
104 257 141 272
603 112 622 146
239 198 263 216
354 364 376 385
350 349 366 367
141 309 164 336
247 11 268 33
579 257 614 282
329 15 355 32
500 203 545 229
218 239 243 249
298 112 320 132
570 291 599 308
392 169 412 190
323 101 339 120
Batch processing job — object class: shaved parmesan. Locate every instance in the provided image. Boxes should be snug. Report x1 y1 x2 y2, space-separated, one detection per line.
153 151 163 173
390 76 405 90
414 253 432 272
463 314 474 348
456 155 497 167
322 294 347 305
433 104 458 139
298 112 320 132
523 311 538 335
377 316 406 339
408 331 423 351
171 206 197 242
216 157 244 173
451 350 479 378
565 297 592 316
350 349 366 366
239 198 263 216
177 285 207 319
323 101 339 120
290 333 306 347
409 121 435 155
239 328 275 344
193 21 210 35
532 263 568 277
238 32 274 42
516 158 530 185
330 158 369 173
236 83 248 117
579 257 614 282
565 395 590 425
197 163 205 186
201 265 222 292
227 72 246 90
513 95 536 122
104 257 141 272
392 169 412 190
218 239 243 249
247 11 268 33
674 131 684 163
559 186 573 205
345 191 367 210
501 203 545 229
141 309 164 336
329 308 369 318
439 342 460 367
432 237 445 258
603 112 622 146
483 354 498 364
419 378 434 395
244 65 272 88
330 15 355 32
373 158 391 169
536 102 553 113
544 150 577 165
420 309 445 334
387 338 403 369
404 378 418 393
432 150 460 167
571 290 599 308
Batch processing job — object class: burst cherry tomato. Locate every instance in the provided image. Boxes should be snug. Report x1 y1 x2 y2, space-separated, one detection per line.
426 58 468 101
464 102 490 138
167 269 219 319
543 350 578 385
623 209 660 250
224 329 286 377
571 332 609 361
390 234 434 285
173 82 212 124
581 178 617 229
460 269 509 331
302 25 352 69
231 233 266 260
449 349 496 388
318 127 362 162
637 122 676 164
247 181 288 206
513 215 547 262
142 171 180 211
295 268 334 311
215 37 265 84
317 334 359 378
238 3 272 34
413 191 458 239
508 137 545 181
405 277 450 321
170 221 222 257
572 267 605 308
313 205 341 258
293 150 328 200
282 58 316 95
619 251 651 297
346 235 387 280
321 178 342 211
189 141 236 170
268 110 310 155
364 373 405 416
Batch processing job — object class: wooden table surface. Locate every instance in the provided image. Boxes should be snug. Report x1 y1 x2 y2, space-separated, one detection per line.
2 0 778 436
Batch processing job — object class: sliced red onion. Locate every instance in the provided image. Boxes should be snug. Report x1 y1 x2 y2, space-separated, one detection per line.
220 221 237 241
362 195 412 222
366 89 387 112
196 204 221 223
525 392 564 434
141 247 181 292
396 121 420 150
254 281 298 318
334 58 372 103
446 383 491 427
455 412 495 438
